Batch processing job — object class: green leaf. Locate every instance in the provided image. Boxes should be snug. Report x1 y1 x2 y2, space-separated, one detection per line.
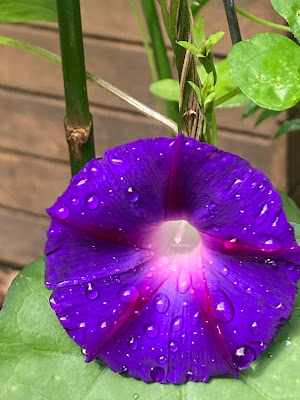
177 40 206 58
242 102 260 118
188 81 202 104
205 31 225 54
0 0 57 22
228 33 300 111
270 0 300 42
278 190 300 223
274 119 300 138
191 17 206 49
1 258 300 399
291 222 300 244
149 79 180 102
191 0 211 19
255 109 280 126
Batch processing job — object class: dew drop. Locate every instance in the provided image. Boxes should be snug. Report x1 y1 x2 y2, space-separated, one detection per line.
209 201 217 210
128 335 139 351
211 290 234 322
191 311 200 326
144 321 160 339
150 366 165 382
157 355 167 365
86 282 99 300
55 204 70 220
109 156 123 166
59 315 71 327
127 187 139 202
250 321 259 336
121 365 129 374
86 194 99 210
133 394 139 400
118 285 140 303
98 320 109 333
258 236 283 252
246 286 252 294
90 166 100 176
71 197 80 207
154 293 170 314
275 302 286 310
120 176 126 186
169 340 179 352
220 267 229 277
76 178 87 189
177 271 192 294
185 140 194 148
199 366 209 382
186 371 195 381
224 238 237 249
171 316 185 332
108 189 115 197
255 204 269 224
233 346 256 369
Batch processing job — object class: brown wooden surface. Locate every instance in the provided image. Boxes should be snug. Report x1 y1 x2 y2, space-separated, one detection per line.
0 0 295 305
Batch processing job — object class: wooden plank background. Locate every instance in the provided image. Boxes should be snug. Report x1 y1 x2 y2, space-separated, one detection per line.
0 0 294 305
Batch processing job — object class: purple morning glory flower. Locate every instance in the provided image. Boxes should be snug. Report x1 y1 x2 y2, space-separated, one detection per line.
45 134 300 384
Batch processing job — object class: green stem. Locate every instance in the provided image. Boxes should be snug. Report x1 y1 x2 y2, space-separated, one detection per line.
214 87 242 107
56 0 94 175
0 35 178 135
141 0 178 121
210 110 218 146
236 6 291 32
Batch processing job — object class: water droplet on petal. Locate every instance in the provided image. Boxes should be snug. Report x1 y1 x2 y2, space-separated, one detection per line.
71 197 80 207
120 176 126 186
211 290 234 322
144 321 160 339
255 204 269 224
220 267 229 277
108 189 114 197
56 204 70 220
169 340 179 352
199 366 209 382
154 294 170 314
186 371 195 381
150 366 165 382
128 335 139 351
90 166 100 176
76 178 88 189
224 238 237 249
98 320 109 333
157 355 167 364
177 271 192 294
275 302 286 310
59 315 71 327
209 201 217 210
86 194 99 210
127 187 139 202
118 285 140 303
246 286 252 294
121 365 129 374
171 316 184 332
109 156 123 166
191 311 200 326
233 345 256 369
86 282 99 300
250 321 259 336
258 236 283 252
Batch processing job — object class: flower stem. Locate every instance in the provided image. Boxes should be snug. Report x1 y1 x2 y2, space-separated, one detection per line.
222 0 242 44
140 0 179 122
235 6 291 33
214 87 242 107
0 35 178 135
56 0 94 176
210 110 218 146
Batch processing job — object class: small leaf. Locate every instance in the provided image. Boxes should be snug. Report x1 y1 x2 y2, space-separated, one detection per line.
205 31 225 54
278 190 300 224
228 33 300 111
177 41 205 57
255 109 280 126
274 119 300 138
242 102 260 118
191 17 206 49
149 79 180 102
0 0 57 22
188 81 202 104
271 0 300 42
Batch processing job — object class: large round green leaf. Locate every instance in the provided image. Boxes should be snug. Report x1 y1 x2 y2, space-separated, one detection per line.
0 0 57 23
0 257 299 399
228 33 300 111
271 0 300 43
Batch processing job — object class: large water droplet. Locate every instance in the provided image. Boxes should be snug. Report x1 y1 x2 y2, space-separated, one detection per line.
86 194 99 210
224 238 237 249
191 311 200 326
258 236 283 252
255 204 269 224
154 293 170 314
118 285 140 303
127 187 139 202
150 366 165 382
76 178 87 189
233 345 256 369
171 316 184 332
86 282 99 300
144 321 160 339
169 340 179 352
157 355 167 365
177 271 192 294
55 204 70 220
128 335 139 351
211 290 234 322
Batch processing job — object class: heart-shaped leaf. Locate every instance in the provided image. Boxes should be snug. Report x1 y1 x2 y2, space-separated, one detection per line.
0 0 57 23
271 0 300 42
0 255 300 399
228 33 300 111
